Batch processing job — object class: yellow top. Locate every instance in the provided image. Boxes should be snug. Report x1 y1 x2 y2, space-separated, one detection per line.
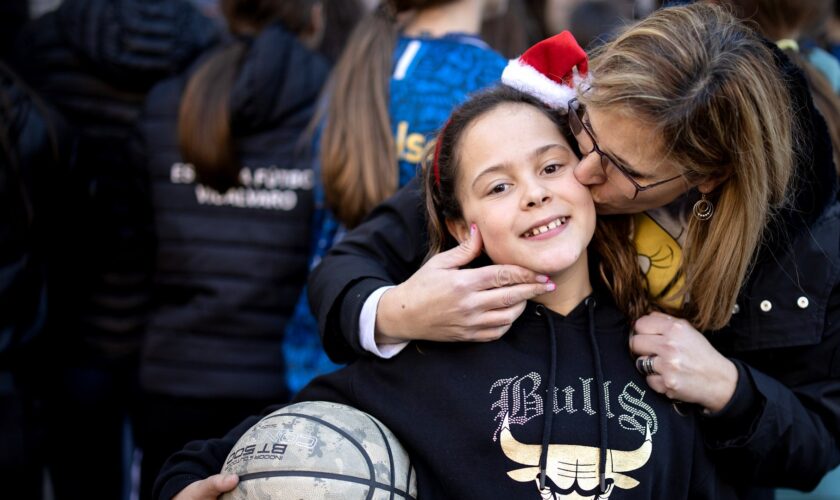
633 212 685 308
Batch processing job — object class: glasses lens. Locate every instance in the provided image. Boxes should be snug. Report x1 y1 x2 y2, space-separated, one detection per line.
570 105 641 199
571 113 594 155
600 158 640 199
569 109 582 135
599 153 610 174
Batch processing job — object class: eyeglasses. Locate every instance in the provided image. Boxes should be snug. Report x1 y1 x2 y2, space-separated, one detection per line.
568 98 683 200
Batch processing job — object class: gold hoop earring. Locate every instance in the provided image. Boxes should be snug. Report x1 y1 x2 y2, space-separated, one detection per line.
693 193 714 221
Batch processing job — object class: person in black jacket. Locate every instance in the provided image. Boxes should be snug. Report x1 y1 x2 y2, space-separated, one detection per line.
308 3 840 498
0 62 73 500
157 81 737 500
132 0 363 497
13 0 219 361
11 1 219 498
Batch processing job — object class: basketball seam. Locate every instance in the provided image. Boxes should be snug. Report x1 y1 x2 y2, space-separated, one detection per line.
262 411 376 492
236 470 413 498
366 415 396 500
406 466 415 498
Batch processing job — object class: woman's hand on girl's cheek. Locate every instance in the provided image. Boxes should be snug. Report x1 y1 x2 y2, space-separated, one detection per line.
173 474 238 500
374 225 555 344
629 311 739 413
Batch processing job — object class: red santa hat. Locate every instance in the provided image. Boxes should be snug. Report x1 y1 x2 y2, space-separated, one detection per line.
501 31 589 111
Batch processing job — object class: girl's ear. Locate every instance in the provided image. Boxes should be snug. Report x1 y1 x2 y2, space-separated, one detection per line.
445 218 470 244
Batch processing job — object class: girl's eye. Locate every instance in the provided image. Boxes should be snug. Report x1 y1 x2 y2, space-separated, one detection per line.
543 163 563 175
489 183 509 195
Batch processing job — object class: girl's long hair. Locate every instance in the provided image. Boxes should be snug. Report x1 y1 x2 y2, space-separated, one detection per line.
177 0 319 191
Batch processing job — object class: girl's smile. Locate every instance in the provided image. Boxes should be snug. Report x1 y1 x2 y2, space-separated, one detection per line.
520 215 570 240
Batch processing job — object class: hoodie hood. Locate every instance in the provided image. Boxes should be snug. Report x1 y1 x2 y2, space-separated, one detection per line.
229 23 330 135
56 0 219 88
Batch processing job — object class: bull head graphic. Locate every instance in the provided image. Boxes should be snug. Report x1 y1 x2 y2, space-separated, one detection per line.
500 414 652 499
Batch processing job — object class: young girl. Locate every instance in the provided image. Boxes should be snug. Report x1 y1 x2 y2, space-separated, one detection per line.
156 67 733 500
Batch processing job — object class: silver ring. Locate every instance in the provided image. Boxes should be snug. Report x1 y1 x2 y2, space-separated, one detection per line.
636 356 657 376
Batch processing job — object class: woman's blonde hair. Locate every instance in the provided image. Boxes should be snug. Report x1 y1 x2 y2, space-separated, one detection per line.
580 2 795 331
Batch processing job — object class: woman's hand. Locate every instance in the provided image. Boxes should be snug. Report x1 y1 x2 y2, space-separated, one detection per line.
375 225 555 344
630 311 739 413
173 474 238 500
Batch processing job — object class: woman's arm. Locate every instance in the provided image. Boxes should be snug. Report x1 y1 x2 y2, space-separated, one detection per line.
631 316 840 489
307 179 429 361
308 178 552 363
703 356 840 490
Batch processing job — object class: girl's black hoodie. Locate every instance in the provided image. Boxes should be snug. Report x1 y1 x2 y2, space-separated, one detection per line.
155 293 735 499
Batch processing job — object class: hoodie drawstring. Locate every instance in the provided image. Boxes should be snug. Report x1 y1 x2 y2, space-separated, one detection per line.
585 296 608 494
536 304 557 491
536 298 608 495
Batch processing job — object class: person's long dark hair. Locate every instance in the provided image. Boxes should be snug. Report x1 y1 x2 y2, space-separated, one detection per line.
318 0 459 229
177 0 319 192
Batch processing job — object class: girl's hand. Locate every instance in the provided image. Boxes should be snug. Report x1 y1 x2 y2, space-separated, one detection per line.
173 474 238 500
630 311 739 413
375 225 555 344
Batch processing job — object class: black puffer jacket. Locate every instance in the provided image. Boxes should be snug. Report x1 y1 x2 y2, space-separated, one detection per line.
307 44 840 496
0 63 73 365
137 23 329 400
12 0 219 363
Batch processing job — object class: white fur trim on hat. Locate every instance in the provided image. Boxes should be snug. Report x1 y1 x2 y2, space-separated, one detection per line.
501 59 588 111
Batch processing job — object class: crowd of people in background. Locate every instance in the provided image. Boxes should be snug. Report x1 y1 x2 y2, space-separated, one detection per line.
2 0 840 499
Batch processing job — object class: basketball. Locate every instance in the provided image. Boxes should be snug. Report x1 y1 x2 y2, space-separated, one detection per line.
219 401 417 499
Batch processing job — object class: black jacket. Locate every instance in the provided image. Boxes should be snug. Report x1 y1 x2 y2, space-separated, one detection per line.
12 0 219 363
307 46 840 494
136 23 329 400
156 294 736 500
0 63 72 366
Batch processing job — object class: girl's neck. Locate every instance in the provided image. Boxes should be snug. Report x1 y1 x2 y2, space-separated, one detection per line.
403 0 484 37
532 253 593 316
